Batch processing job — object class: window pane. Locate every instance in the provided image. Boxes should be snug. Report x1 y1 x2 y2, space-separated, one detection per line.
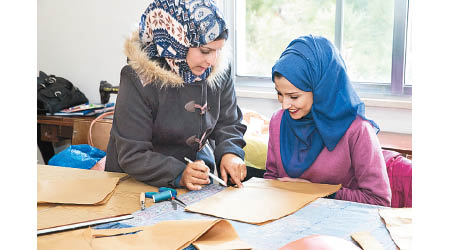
342 0 395 83
237 0 335 77
404 3 412 86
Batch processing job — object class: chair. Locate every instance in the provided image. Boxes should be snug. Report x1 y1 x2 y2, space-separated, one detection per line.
72 112 113 171
382 150 412 208
72 114 113 152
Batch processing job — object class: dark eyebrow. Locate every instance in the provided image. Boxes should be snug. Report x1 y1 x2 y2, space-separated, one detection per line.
200 46 215 51
274 88 300 95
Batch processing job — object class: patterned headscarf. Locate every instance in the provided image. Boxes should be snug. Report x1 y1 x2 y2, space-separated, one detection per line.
272 35 379 178
139 0 227 84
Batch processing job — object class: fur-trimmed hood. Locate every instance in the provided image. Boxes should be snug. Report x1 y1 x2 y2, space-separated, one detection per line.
124 31 231 88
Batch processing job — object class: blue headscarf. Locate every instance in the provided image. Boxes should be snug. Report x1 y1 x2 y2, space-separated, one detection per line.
272 35 379 178
139 0 227 84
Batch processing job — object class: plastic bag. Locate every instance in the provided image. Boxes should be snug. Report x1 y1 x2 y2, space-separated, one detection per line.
48 144 106 169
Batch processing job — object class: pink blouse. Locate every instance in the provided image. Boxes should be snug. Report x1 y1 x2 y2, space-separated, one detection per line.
264 109 391 206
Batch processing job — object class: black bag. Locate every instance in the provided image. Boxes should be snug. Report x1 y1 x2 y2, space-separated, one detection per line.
37 71 89 114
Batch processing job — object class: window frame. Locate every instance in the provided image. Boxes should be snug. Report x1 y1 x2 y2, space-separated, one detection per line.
223 0 412 100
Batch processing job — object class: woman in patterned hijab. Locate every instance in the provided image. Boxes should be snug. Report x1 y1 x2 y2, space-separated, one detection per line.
106 0 265 191
139 0 227 83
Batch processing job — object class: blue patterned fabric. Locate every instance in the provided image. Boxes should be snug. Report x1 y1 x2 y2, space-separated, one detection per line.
139 0 227 84
272 35 379 178
120 184 397 249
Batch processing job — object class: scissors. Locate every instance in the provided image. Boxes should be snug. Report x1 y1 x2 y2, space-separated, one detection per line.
145 187 187 209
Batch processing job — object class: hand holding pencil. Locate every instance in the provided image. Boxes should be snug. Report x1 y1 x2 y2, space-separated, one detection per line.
180 158 211 191
184 157 227 187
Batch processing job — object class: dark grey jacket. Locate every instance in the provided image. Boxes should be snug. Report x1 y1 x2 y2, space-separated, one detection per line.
106 31 247 187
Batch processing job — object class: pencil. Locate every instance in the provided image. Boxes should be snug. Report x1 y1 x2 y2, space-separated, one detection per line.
184 157 227 187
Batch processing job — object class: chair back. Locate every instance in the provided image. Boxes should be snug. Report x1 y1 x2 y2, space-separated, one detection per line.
72 113 113 152
383 150 412 208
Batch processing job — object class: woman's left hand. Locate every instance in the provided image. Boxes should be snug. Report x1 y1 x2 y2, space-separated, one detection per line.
219 153 247 188
277 177 311 183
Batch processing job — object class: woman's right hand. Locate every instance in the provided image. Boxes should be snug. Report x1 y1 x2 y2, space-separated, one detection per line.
180 160 210 190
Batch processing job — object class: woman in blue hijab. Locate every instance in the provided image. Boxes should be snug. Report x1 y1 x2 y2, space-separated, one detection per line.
264 35 391 206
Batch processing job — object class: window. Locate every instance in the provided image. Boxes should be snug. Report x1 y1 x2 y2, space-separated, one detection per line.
223 0 412 98
236 0 335 77
404 3 412 86
341 0 394 84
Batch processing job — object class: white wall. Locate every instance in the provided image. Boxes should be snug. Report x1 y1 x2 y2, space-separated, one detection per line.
38 0 411 134
38 0 150 103
237 97 411 134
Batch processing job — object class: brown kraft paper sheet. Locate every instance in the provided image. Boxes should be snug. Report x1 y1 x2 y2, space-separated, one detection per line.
351 231 384 250
37 219 251 250
378 208 412 250
37 227 93 250
37 165 187 230
38 177 120 205
185 177 341 225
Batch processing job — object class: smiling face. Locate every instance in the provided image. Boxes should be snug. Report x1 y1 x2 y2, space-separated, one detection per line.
274 75 313 120
186 39 225 76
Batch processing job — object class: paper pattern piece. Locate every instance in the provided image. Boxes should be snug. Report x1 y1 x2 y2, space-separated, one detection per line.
379 208 412 250
185 177 341 224
37 220 251 250
38 177 120 205
37 227 93 250
37 165 186 231
351 231 384 250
